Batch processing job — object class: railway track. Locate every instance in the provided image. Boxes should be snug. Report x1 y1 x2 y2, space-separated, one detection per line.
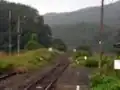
0 71 36 90
0 63 69 90
0 72 17 89
0 55 70 90
24 62 69 90
0 72 16 81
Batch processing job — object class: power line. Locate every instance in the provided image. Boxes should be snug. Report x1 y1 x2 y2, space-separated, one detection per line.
98 0 104 69
17 16 26 56
17 16 20 56
8 10 12 56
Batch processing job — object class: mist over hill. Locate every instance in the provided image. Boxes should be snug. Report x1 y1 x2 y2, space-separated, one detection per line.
44 1 120 51
44 1 120 27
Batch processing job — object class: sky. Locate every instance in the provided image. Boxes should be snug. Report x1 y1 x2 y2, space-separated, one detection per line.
7 0 119 15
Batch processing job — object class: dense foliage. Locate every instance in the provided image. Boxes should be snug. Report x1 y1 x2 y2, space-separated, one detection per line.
76 45 92 56
24 33 44 50
52 38 67 51
0 0 52 52
72 50 120 90
91 73 120 90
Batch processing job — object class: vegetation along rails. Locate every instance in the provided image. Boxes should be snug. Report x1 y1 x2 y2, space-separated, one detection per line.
24 61 69 90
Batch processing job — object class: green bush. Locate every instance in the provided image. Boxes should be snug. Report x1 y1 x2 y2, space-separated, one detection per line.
72 52 115 69
85 59 98 67
74 57 85 65
91 73 103 87
0 61 14 72
76 45 92 56
25 40 44 50
0 49 59 71
73 51 91 59
85 55 114 68
52 38 67 52
91 73 120 90
99 56 109 67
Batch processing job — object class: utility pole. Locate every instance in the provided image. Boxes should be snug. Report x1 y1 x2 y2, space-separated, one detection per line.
98 0 104 69
17 16 20 56
8 10 12 56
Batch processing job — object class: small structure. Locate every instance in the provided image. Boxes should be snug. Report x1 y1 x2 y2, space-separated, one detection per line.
114 60 120 69
48 47 53 52
73 49 76 52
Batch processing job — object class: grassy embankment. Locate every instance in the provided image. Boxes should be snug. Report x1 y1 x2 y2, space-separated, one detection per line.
0 48 60 73
71 51 120 90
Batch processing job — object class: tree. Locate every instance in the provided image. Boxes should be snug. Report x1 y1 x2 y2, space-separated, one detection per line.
52 38 67 51
38 24 52 47
0 1 52 52
24 33 44 50
76 45 92 56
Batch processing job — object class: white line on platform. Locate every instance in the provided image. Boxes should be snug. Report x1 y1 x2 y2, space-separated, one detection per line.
76 85 80 90
36 86 42 89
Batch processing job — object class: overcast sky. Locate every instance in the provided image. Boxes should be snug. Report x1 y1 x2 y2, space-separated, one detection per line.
7 0 119 15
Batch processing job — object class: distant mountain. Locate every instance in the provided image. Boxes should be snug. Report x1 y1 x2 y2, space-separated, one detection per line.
44 1 120 51
51 23 117 50
44 1 120 27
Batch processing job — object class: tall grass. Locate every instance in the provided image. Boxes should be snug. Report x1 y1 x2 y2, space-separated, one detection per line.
72 51 120 90
0 48 59 72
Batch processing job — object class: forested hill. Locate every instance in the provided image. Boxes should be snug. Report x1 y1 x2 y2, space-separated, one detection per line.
0 0 52 51
44 0 120 27
51 23 119 51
